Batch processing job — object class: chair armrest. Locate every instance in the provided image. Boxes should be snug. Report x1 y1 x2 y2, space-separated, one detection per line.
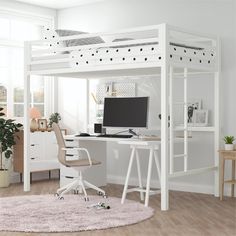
61 147 92 166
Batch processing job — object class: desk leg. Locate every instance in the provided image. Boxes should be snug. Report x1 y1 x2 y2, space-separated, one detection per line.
232 160 235 197
220 156 225 200
135 150 144 201
121 147 135 204
154 150 161 182
145 148 154 207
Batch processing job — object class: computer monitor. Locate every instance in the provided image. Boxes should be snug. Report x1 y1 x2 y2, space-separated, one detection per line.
103 97 149 128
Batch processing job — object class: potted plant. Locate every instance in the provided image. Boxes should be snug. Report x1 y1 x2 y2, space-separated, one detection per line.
223 136 235 151
0 107 23 187
48 112 61 128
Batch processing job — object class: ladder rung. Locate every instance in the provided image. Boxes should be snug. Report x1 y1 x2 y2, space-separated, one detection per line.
176 135 192 139
174 154 187 158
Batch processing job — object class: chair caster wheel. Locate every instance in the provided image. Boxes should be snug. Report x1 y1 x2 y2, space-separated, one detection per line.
74 190 79 195
54 193 59 197
97 191 103 196
103 194 108 199
59 196 64 200
84 197 89 201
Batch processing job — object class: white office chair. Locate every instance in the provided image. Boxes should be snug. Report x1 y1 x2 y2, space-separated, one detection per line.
52 123 106 201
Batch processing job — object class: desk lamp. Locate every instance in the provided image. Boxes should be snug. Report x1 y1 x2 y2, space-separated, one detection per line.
30 107 41 132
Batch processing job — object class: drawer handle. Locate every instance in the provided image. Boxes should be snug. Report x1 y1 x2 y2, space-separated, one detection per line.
65 139 74 142
31 144 35 146
66 154 74 157
30 158 35 160
65 176 74 179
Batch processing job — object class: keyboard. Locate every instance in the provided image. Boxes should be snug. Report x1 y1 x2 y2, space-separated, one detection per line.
96 134 133 138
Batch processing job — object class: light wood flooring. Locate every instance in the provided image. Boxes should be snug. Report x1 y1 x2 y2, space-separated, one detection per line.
0 180 235 236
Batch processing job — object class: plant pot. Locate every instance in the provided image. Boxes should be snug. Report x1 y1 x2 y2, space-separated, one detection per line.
0 169 10 187
224 144 234 151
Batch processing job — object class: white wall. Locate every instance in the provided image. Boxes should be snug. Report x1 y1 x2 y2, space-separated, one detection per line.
0 0 57 23
57 0 236 194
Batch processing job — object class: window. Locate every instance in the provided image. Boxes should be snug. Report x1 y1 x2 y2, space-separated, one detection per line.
0 85 7 115
0 15 51 118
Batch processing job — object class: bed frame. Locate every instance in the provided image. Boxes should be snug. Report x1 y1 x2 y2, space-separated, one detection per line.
24 24 220 211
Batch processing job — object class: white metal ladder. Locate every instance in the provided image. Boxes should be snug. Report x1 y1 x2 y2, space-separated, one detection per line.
169 67 189 174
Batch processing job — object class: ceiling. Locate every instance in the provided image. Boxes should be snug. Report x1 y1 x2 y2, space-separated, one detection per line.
11 0 232 10
12 0 105 9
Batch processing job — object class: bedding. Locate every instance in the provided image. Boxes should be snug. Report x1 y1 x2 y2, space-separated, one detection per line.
31 42 215 71
55 29 105 47
69 43 215 68
43 28 105 54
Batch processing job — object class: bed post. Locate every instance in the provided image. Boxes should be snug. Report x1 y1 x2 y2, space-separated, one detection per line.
24 41 31 191
160 24 169 211
169 66 174 174
86 80 89 133
183 68 188 172
214 37 221 197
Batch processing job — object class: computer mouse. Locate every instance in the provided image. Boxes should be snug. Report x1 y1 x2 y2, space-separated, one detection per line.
78 133 90 137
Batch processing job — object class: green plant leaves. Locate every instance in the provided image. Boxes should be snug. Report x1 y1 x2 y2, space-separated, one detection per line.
48 112 61 127
0 106 23 169
223 136 235 144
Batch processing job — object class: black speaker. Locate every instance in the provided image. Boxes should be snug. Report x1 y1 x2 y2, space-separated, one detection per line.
94 123 103 134
94 123 106 134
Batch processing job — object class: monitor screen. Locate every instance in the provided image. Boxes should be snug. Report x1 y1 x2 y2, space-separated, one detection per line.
103 97 149 128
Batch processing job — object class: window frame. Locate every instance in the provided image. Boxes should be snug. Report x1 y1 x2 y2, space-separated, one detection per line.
0 9 56 122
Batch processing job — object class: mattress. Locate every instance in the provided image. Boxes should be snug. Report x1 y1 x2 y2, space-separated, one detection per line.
31 43 216 72
70 43 215 67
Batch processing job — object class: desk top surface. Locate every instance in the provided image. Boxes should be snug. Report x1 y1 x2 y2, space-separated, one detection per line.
64 135 161 145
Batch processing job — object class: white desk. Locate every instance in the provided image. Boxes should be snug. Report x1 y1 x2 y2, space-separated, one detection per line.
63 135 161 206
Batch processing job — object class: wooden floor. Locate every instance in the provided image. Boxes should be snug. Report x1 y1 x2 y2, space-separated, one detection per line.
0 180 235 236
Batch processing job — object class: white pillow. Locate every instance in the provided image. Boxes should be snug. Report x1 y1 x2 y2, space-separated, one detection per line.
55 29 105 47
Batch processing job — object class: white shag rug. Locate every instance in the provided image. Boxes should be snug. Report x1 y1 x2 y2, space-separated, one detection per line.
0 195 154 232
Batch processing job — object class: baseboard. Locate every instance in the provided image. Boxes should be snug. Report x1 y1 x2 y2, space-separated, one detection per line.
107 174 235 197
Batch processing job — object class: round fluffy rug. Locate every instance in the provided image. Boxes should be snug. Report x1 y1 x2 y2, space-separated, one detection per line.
0 195 154 232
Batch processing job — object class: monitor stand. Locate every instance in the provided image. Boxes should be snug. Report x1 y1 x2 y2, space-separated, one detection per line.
110 128 138 137
128 129 138 136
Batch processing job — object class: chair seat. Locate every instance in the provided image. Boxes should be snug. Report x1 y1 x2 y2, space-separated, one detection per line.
65 159 101 167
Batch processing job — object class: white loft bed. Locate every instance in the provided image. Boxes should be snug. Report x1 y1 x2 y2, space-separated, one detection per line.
24 24 220 211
